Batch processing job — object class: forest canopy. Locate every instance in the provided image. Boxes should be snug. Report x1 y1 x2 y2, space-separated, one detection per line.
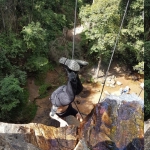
0 0 145 122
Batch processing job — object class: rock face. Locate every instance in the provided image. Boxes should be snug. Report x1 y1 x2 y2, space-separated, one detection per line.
0 94 144 150
144 120 150 150
79 94 144 150
0 123 77 150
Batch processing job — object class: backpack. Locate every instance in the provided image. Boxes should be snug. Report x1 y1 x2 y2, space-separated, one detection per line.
50 85 74 107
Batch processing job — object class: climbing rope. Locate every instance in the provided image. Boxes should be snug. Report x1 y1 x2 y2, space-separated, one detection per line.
71 0 130 119
72 0 78 59
138 88 143 97
71 0 84 120
74 100 84 119
98 0 130 103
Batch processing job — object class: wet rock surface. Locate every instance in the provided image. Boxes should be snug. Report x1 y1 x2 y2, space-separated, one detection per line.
80 95 144 150
0 95 144 150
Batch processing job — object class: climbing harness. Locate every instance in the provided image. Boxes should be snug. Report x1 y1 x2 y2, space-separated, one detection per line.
98 0 130 103
72 0 78 59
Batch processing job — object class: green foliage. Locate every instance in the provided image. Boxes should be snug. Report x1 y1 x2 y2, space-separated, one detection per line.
18 102 37 123
0 75 23 120
145 44 150 76
0 75 36 123
0 32 25 72
0 0 145 122
133 61 144 74
0 0 86 123
80 0 144 68
34 72 47 86
144 0 150 121
144 0 150 33
145 80 150 120
79 0 120 60
38 84 52 98
118 0 144 67
0 49 11 72
11 67 27 85
49 62 55 71
39 84 48 96
12 89 37 123
26 56 49 72
144 0 150 79
21 22 47 54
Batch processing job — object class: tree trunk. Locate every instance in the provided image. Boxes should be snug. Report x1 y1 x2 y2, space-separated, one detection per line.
95 55 102 78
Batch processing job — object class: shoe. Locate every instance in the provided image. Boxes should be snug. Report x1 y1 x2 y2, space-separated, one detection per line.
59 57 80 72
74 59 89 67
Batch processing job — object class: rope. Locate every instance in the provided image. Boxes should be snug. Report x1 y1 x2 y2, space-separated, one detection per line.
72 0 78 59
98 0 130 103
74 100 84 119
71 0 130 118
71 0 84 120
138 88 143 97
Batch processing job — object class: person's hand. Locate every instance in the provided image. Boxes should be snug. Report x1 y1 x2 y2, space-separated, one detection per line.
60 120 69 127
76 113 83 122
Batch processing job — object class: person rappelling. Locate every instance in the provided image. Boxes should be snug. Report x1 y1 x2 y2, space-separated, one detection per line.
49 57 88 127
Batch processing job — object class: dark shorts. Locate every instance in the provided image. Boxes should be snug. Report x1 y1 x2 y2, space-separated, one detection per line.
56 104 78 118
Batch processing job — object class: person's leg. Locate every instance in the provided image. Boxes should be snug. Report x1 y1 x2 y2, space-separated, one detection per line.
67 104 83 122
76 74 83 95
68 104 78 117
65 70 83 98
74 59 89 68
56 104 77 118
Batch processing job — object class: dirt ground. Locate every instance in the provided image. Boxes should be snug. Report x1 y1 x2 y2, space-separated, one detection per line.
29 62 144 127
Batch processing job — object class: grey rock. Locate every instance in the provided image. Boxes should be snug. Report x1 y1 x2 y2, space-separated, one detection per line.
0 94 144 150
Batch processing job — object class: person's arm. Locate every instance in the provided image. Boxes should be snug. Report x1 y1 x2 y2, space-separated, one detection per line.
49 105 69 127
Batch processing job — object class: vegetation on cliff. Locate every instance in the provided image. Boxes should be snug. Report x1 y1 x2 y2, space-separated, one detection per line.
0 0 144 123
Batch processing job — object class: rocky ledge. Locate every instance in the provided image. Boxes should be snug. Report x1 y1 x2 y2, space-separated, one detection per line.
144 119 150 150
0 94 144 150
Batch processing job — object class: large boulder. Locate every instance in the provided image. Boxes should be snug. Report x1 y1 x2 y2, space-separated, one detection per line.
0 94 144 150
79 94 144 150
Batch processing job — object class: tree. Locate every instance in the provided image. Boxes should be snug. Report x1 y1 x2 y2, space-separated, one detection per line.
0 75 23 120
0 0 86 122
144 0 150 79
144 0 150 120
79 0 144 75
79 0 120 77
118 0 144 69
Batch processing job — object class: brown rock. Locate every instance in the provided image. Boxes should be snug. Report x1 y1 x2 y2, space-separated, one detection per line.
0 94 144 150
79 96 144 150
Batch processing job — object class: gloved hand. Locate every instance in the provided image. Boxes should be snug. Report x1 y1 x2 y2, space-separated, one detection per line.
76 112 83 122
60 120 69 127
